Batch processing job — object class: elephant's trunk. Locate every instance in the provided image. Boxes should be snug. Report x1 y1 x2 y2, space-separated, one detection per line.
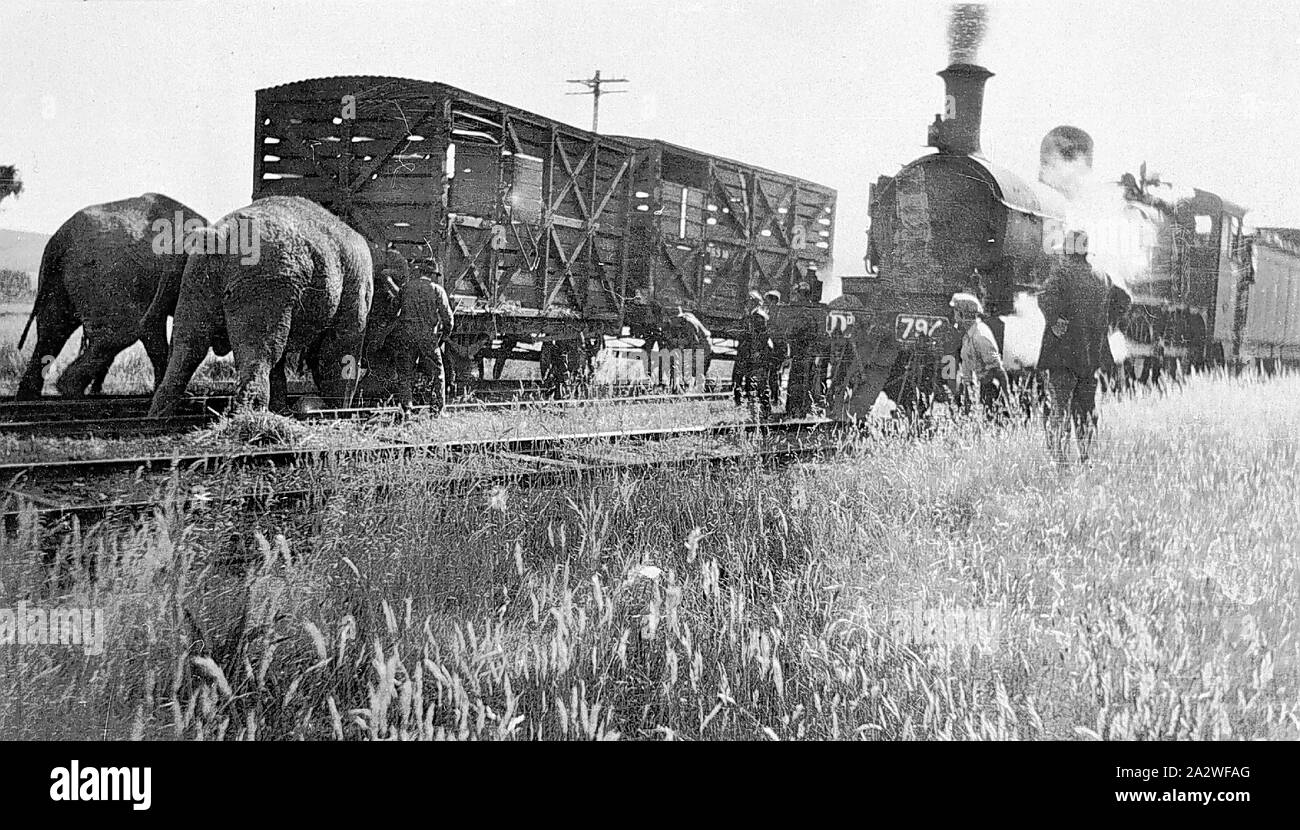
139 255 186 343
148 260 221 417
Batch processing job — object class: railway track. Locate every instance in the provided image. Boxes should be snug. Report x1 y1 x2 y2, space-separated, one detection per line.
0 386 733 439
1 419 838 532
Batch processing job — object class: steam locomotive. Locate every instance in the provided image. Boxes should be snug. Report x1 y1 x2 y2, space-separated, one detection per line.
824 60 1262 420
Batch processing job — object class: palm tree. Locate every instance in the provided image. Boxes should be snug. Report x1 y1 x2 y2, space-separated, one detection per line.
0 165 24 205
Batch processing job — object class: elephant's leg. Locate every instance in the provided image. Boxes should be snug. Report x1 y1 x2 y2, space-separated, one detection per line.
56 328 134 397
16 311 78 400
89 361 111 395
269 355 290 414
228 306 293 414
148 333 211 418
140 321 171 391
304 339 326 400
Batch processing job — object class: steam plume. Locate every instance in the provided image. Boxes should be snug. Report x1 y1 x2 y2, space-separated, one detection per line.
999 292 1045 370
948 4 989 64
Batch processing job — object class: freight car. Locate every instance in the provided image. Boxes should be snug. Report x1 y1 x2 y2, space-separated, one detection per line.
1233 228 1300 370
825 60 1262 420
253 77 834 387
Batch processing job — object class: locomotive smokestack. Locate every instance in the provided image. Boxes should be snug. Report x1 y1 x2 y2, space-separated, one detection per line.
928 4 992 156
929 62 994 156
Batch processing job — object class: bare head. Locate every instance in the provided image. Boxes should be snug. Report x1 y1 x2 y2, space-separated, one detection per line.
1039 125 1094 200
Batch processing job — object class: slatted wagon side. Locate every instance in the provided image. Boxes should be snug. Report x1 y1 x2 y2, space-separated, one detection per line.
254 76 637 375
613 137 835 338
1239 228 1300 369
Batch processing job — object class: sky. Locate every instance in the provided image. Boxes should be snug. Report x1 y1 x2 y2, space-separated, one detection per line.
3 0 1299 284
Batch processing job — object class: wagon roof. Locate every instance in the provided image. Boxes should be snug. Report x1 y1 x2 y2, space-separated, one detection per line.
608 135 836 194
257 76 633 149
1255 226 1300 251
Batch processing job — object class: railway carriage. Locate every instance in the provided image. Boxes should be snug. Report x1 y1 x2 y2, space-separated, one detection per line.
253 77 835 387
1235 228 1300 371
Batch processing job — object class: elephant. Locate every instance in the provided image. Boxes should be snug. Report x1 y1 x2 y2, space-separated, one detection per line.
15 193 207 399
147 195 373 417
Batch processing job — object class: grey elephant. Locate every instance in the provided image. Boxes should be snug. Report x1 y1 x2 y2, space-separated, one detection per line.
148 196 373 417
15 193 207 399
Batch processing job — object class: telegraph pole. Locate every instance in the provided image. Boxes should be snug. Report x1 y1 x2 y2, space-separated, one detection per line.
566 70 628 133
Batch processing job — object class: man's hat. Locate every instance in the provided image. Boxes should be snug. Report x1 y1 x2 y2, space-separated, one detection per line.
747 290 764 303
763 289 782 303
949 292 984 314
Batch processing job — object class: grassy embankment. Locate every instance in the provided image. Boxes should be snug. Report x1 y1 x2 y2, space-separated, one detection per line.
0 371 1295 740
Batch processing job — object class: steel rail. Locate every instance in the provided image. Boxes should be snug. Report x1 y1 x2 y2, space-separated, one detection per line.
0 390 733 439
0 380 732 424
2 420 837 529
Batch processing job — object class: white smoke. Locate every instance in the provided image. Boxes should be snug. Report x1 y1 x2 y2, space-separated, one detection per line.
947 4 990 64
1142 174 1197 208
1069 182 1156 295
1108 329 1130 365
1034 168 1158 296
998 291 1046 370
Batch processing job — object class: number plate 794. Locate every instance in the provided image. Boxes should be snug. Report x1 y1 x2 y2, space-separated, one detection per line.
895 313 947 342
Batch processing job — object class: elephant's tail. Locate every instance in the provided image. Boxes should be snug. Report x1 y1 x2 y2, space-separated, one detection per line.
17 238 61 350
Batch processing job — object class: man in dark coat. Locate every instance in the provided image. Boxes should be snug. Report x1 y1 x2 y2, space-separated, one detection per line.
390 270 455 413
783 281 821 417
731 291 764 406
663 303 712 391
762 290 789 411
1035 124 1133 463
744 291 776 419
1037 250 1131 463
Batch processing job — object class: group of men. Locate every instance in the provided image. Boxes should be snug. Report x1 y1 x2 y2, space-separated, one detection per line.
731 281 821 420
950 125 1133 465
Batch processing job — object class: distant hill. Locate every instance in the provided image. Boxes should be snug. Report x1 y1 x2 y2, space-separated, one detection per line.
0 227 50 275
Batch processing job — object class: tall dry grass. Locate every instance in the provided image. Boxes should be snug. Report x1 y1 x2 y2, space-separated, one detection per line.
0 370 1295 740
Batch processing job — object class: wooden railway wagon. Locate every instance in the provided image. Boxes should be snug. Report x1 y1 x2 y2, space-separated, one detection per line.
253 76 837 381
255 76 637 376
1235 228 1300 369
610 137 836 340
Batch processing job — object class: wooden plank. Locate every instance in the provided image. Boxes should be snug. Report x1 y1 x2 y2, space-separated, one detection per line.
350 184 440 204
256 177 336 196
